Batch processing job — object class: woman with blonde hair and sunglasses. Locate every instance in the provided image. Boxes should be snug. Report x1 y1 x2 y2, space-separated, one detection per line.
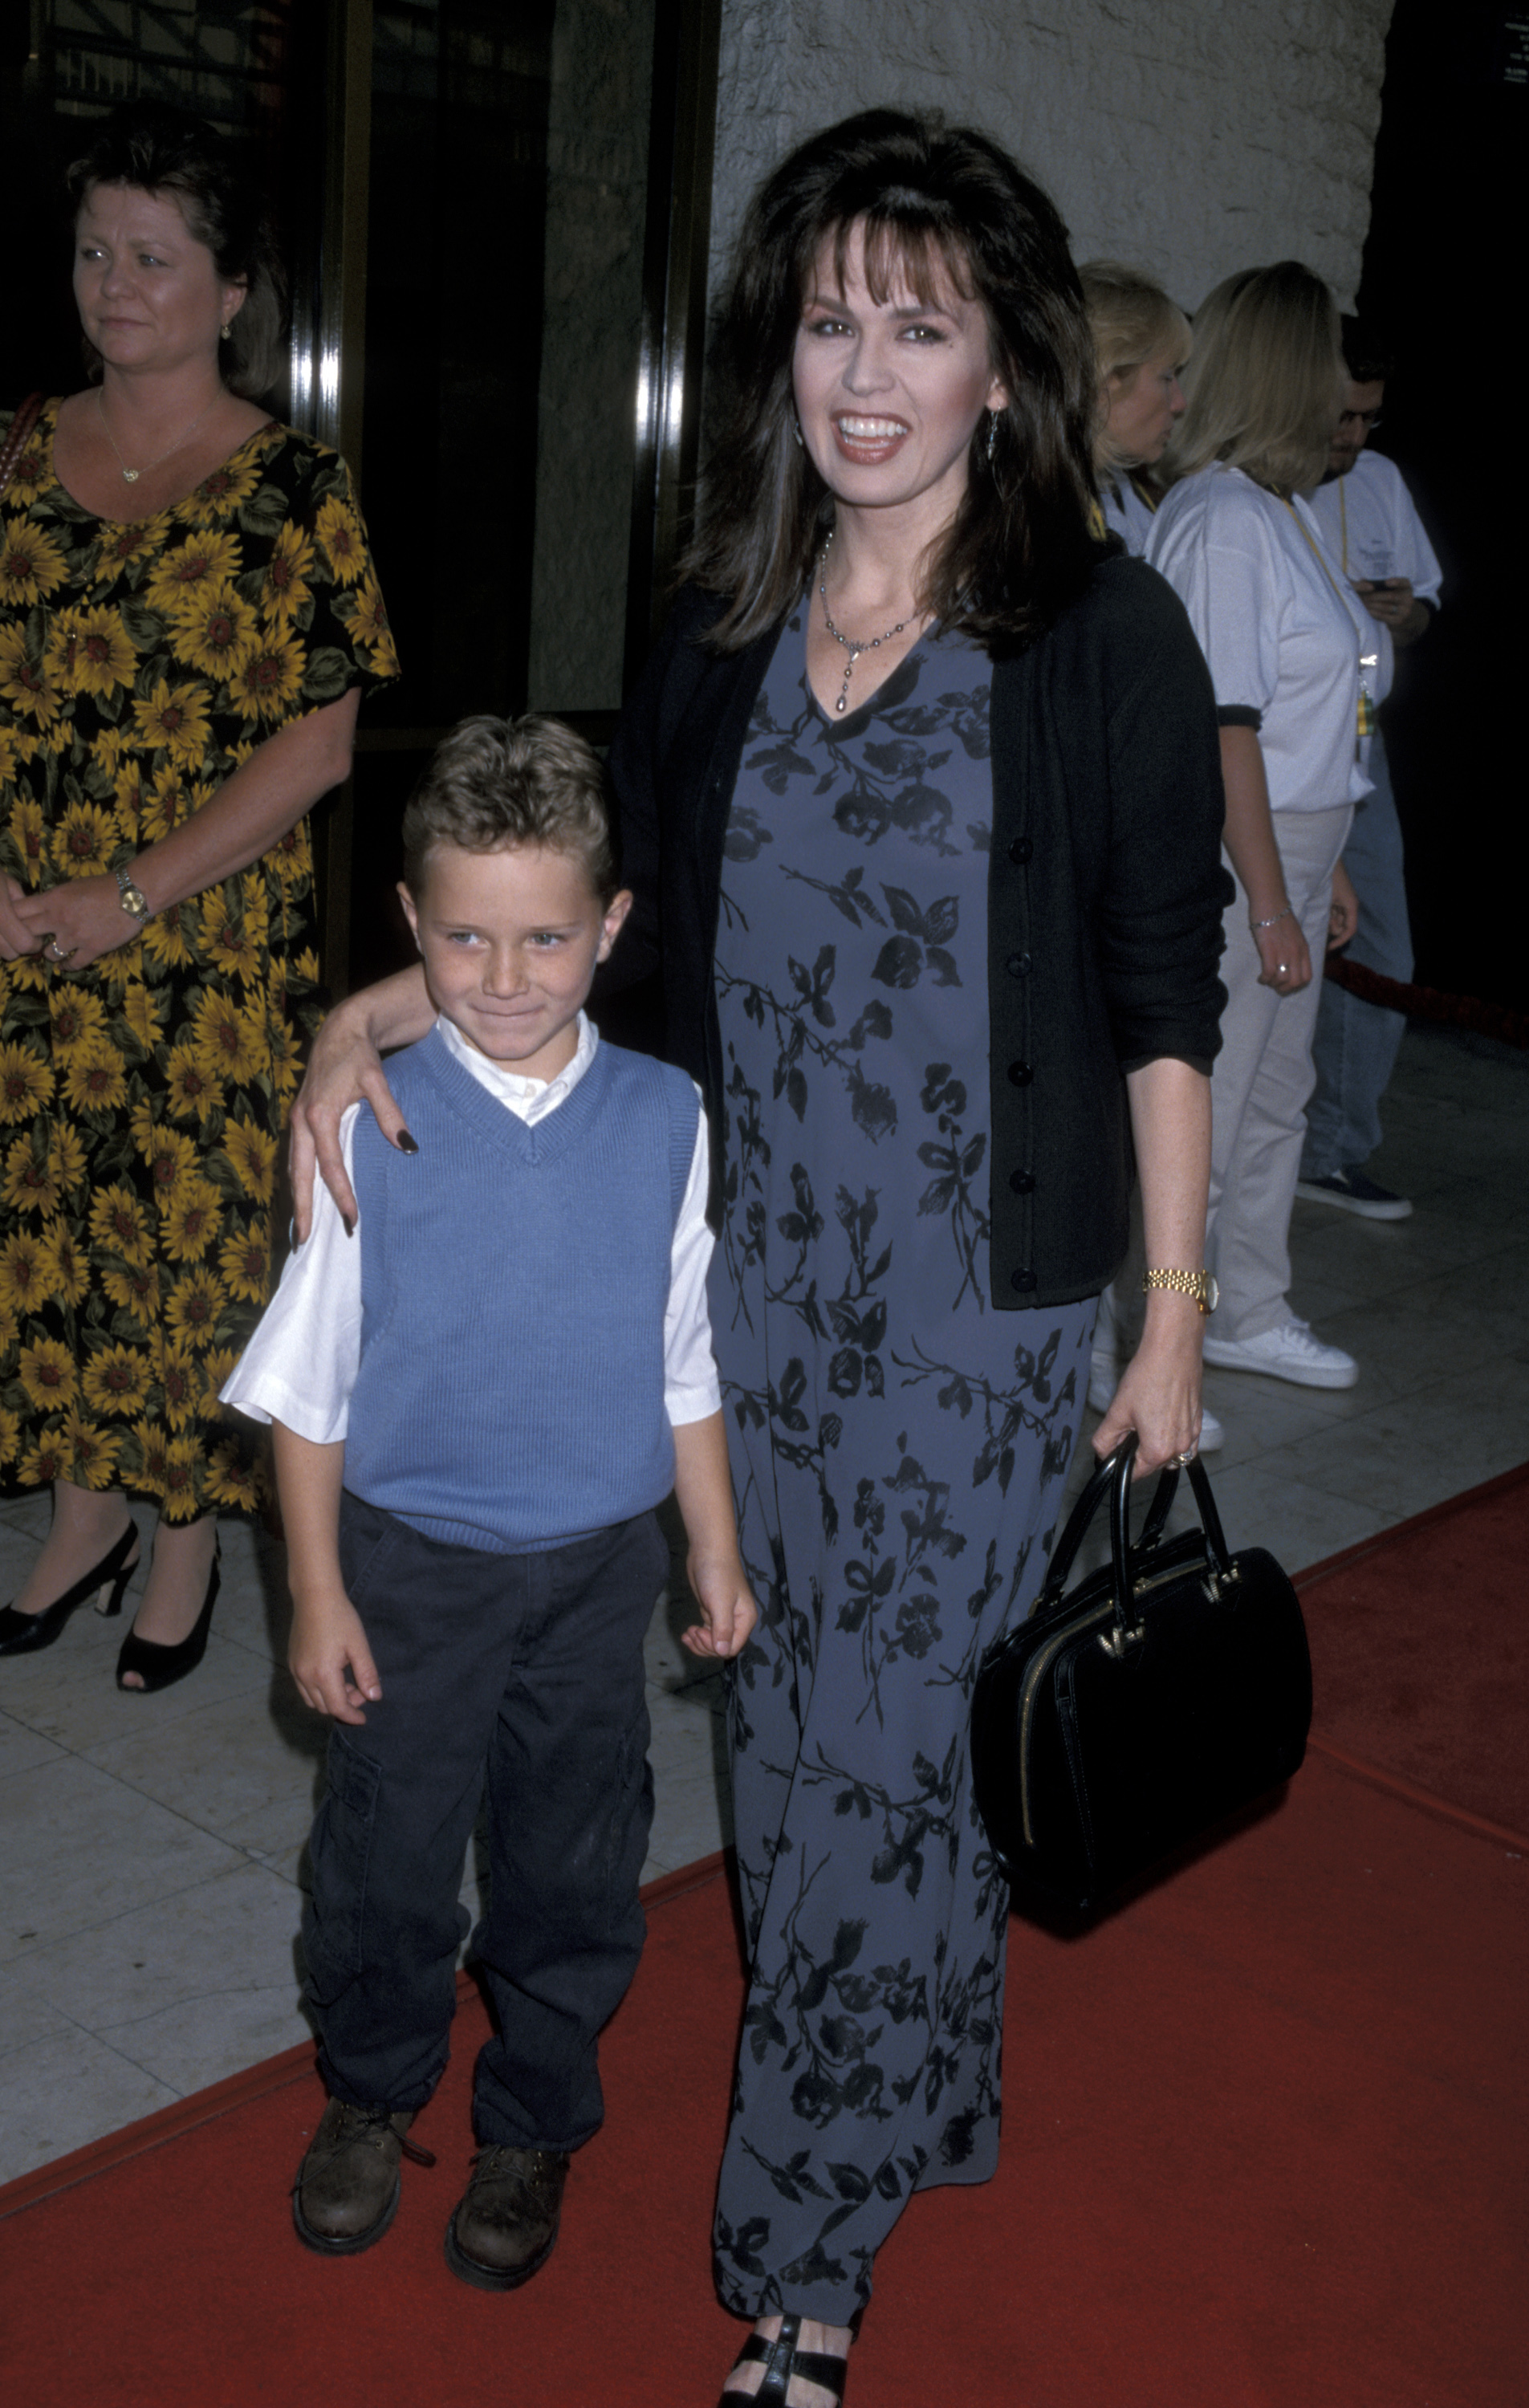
1079 258 1190 555
1146 261 1364 1394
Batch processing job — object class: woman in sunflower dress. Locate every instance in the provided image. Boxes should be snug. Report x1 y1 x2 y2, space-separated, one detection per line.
0 105 396 1690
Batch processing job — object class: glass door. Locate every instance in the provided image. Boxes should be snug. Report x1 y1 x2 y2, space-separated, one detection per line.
3 0 719 995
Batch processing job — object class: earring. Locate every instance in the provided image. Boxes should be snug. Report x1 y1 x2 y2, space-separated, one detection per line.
219 323 232 342
986 409 1000 464
790 417 803 449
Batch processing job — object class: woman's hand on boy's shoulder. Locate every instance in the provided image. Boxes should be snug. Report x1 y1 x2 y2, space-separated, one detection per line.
289 978 425 1239
680 1550 758 1662
288 1586 383 1724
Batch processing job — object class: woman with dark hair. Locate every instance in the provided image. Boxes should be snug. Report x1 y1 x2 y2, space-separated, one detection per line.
1147 262 1364 1397
291 109 1226 2402
0 104 396 1689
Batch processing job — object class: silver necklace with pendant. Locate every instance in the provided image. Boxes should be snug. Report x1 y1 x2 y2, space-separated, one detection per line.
817 531 918 714
96 388 219 486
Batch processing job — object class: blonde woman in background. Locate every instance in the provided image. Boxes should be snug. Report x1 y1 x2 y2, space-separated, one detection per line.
1080 260 1190 555
1145 262 1364 1396
1080 263 1218 1434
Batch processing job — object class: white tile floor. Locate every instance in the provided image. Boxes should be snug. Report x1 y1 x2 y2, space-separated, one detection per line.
2 1024 1524 2186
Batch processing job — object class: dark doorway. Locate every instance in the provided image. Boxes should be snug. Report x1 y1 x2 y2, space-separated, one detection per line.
1358 0 1523 1015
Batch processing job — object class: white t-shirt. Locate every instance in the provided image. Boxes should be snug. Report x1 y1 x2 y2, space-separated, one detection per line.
1100 472 1157 559
222 1012 721 1445
1305 447 1442 706
1147 462 1372 814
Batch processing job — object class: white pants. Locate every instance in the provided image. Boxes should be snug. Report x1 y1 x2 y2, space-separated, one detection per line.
1207 802 1352 1342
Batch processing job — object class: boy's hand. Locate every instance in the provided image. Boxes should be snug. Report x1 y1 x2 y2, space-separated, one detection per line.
289 1589 383 1724
680 1548 758 1660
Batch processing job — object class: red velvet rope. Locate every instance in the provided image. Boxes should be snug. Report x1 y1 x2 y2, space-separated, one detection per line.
1324 952 1528 1051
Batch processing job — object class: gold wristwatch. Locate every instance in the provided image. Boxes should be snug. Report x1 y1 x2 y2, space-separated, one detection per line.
116 865 150 921
1141 1267 1218 1314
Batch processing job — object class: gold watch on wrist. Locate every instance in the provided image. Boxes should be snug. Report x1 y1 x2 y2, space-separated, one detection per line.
116 864 150 921
1141 1267 1219 1315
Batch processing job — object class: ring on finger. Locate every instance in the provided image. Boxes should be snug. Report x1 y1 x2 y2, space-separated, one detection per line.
46 936 75 965
1173 1447 1197 1467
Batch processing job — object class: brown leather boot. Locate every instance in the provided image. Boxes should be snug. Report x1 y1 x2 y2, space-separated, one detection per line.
443 2143 570 2290
293 2098 429 2255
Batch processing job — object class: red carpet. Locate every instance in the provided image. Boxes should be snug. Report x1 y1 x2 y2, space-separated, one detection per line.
2 1479 1525 2406
1297 1460 1529 1841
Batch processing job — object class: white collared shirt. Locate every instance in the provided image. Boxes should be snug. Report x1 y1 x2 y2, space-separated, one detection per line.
1148 462 1373 812
1100 472 1157 559
1305 448 1443 708
222 1013 721 1442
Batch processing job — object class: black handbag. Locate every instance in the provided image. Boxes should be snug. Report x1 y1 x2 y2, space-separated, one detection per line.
971 1434 1311 1918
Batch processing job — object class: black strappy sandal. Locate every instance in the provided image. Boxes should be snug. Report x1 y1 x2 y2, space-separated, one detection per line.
718 2313 850 2407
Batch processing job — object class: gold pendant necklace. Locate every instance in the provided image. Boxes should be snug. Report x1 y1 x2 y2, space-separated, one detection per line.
96 388 218 486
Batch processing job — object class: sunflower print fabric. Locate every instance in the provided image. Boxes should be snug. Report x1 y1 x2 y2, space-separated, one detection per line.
0 401 398 1516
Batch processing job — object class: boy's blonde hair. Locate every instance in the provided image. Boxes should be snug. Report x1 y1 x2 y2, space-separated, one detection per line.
1160 261 1344 499
401 714 618 900
1078 259 1191 473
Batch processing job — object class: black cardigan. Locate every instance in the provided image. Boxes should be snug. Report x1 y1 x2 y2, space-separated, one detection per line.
607 555 1230 1308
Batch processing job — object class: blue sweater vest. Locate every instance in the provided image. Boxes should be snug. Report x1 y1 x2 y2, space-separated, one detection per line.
344 1030 698 1552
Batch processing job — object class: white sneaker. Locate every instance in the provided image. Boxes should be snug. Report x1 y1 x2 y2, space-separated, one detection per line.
1086 1348 1224 1450
1202 1317 1357 1389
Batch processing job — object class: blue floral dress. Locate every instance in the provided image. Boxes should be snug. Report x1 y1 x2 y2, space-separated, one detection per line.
710 604 1093 2324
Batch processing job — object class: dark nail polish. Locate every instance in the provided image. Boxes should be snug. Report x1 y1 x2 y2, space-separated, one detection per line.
342 1214 356 1239
396 1129 419 1155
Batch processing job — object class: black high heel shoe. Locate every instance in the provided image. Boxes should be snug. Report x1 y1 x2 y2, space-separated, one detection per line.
116 1544 220 1695
0 1522 140 1658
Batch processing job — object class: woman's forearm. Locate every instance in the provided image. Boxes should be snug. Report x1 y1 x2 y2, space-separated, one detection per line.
1217 725 1285 920
133 688 362 913
10 689 363 968
332 962 435 1051
1217 725 1312 997
1126 1056 1212 1278
287 964 433 1239
1092 1057 1211 1476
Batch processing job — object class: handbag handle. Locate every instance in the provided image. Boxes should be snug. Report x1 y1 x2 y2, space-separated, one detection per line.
1035 1433 1139 1614
1035 1434 1235 1633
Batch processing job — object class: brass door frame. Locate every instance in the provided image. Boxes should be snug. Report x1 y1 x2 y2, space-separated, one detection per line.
293 0 720 999
624 0 722 684
288 0 374 999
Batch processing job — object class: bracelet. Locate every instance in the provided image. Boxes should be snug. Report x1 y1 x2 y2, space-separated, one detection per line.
1250 905 1294 930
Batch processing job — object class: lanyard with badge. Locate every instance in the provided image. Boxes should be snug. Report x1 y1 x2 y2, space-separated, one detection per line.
1280 497 1379 743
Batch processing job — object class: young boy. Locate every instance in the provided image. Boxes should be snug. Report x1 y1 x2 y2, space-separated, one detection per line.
223 714 754 2288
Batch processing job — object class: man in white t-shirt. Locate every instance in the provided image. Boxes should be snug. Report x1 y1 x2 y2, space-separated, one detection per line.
1297 319 1442 1220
